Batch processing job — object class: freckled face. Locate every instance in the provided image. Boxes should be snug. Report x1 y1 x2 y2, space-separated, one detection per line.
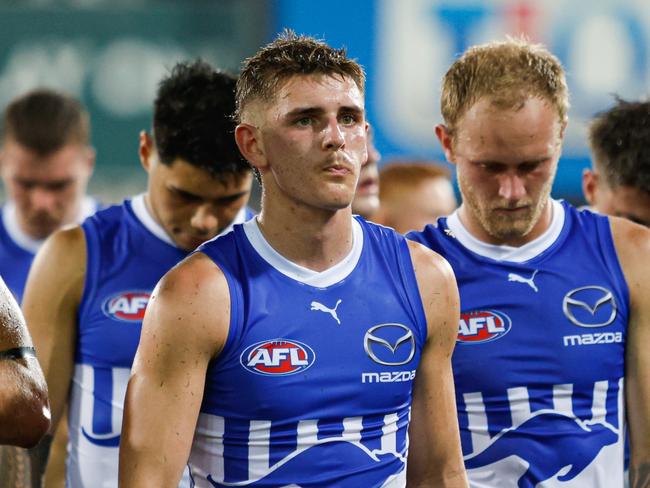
447 97 563 244
256 74 367 211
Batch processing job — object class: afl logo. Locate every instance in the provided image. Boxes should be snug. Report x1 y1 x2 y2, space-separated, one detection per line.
102 291 151 322
457 310 512 344
240 339 316 376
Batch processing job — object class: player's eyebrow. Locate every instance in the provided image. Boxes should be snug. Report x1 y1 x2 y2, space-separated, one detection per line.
284 104 364 119
470 156 550 165
285 107 324 119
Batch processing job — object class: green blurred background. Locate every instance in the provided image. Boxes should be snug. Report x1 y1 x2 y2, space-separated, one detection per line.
0 0 268 203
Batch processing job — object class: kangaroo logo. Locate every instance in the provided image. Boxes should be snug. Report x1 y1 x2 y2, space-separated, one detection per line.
464 412 618 487
207 440 403 487
508 270 539 292
310 299 342 325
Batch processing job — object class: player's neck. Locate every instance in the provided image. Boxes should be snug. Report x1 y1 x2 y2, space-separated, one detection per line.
459 198 554 247
256 196 354 273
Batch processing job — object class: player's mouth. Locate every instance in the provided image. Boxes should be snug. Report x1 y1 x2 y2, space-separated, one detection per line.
323 162 354 176
493 203 531 214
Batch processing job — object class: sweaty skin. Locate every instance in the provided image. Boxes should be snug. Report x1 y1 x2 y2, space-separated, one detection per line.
118 74 468 487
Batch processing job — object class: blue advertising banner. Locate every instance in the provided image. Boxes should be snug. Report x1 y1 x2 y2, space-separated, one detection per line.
274 0 650 201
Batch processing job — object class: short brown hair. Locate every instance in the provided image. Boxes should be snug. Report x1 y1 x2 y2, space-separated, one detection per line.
236 30 365 122
379 161 451 200
2 88 90 155
588 96 650 194
441 38 569 135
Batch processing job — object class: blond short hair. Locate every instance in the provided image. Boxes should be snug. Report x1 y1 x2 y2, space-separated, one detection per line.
441 38 569 135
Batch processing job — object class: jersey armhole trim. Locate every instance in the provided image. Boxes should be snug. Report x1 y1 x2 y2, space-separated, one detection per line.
196 248 242 367
78 219 100 322
598 217 631 323
396 238 429 346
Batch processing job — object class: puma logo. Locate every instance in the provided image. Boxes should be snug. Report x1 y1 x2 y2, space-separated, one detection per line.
310 299 342 325
508 270 539 292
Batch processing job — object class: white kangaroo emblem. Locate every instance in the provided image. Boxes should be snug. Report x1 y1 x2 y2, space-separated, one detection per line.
310 299 342 325
508 270 539 292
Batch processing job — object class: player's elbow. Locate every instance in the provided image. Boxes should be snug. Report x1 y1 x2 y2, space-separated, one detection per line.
15 407 51 449
0 391 51 448
0 367 51 448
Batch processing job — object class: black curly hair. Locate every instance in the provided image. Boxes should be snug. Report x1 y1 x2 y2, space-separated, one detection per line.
153 60 250 180
588 96 650 194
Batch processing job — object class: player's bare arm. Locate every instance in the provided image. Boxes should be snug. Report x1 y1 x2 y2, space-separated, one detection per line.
611 218 650 488
23 227 85 433
0 276 49 448
21 227 85 484
406 240 468 487
119 252 230 487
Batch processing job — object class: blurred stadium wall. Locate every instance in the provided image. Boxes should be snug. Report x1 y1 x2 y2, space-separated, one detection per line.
0 0 268 205
0 0 648 206
275 0 650 205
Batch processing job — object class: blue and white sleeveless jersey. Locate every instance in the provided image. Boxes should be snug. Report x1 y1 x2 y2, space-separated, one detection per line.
190 217 427 488
408 200 629 488
0 197 99 302
69 196 252 488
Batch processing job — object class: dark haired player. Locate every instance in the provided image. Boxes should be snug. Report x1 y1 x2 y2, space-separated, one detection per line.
0 88 97 304
0 88 98 488
584 96 650 227
120 33 466 488
24 60 253 487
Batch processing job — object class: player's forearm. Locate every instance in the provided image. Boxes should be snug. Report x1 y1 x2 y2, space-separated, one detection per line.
119 438 188 488
407 462 468 488
119 380 194 487
29 434 53 488
0 362 50 448
630 462 650 488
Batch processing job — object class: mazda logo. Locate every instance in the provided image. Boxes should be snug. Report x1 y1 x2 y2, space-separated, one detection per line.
562 285 617 328
364 323 415 366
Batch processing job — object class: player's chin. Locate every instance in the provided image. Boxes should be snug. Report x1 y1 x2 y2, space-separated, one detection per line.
178 235 215 252
26 221 60 240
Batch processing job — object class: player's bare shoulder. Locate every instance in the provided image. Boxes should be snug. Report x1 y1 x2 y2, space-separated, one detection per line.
23 225 87 310
609 216 650 260
406 239 457 294
608 216 650 304
144 251 231 359
40 224 86 266
406 240 460 343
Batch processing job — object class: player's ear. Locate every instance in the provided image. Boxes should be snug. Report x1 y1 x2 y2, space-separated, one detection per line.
582 168 598 206
235 123 269 174
139 131 154 173
435 124 456 165
82 146 96 179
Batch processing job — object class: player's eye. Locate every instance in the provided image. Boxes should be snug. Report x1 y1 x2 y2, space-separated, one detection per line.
171 188 201 202
295 117 313 127
479 163 506 174
340 113 359 126
518 162 542 173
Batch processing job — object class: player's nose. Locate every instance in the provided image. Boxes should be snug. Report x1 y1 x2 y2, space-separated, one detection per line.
322 117 345 151
190 205 219 234
497 173 527 201
29 187 57 212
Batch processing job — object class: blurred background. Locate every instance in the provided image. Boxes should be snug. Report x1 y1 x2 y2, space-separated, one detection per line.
1 0 648 206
